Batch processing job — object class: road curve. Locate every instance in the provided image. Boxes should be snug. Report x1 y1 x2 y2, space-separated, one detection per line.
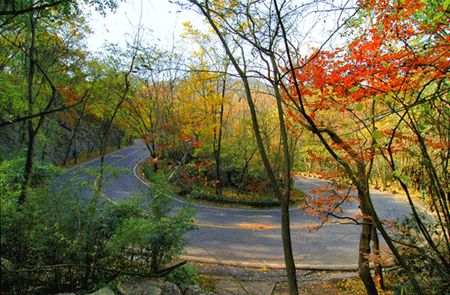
65 142 418 269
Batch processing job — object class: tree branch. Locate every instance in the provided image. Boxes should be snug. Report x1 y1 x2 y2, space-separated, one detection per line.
0 1 66 16
0 91 88 128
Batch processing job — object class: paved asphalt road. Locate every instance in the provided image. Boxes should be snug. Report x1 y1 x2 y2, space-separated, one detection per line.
64 142 420 269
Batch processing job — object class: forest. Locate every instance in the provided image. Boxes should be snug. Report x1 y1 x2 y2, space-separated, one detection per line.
0 0 449 294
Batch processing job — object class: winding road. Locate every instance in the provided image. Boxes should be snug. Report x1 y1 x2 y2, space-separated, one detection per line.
65 141 419 269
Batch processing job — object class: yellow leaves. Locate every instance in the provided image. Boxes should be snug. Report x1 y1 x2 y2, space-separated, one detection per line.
39 31 64 48
210 0 240 15
181 21 206 41
182 21 203 36
179 71 226 108
177 69 230 151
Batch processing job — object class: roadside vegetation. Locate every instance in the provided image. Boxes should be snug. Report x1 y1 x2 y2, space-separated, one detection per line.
141 157 306 208
1 0 448 294
0 158 196 293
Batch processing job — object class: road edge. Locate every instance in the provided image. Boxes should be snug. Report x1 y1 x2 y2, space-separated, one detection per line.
180 255 358 271
133 153 361 271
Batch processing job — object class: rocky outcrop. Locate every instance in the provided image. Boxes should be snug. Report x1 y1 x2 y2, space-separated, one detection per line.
116 278 212 295
117 279 182 295
54 280 209 295
88 287 116 295
0 114 128 164
184 285 210 295
54 286 115 295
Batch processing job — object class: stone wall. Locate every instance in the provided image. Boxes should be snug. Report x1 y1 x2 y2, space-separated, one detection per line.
0 113 129 164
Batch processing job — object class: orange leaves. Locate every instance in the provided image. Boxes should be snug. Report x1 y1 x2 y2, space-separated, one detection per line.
58 84 81 128
302 187 357 221
286 109 297 122
58 84 81 104
287 0 448 110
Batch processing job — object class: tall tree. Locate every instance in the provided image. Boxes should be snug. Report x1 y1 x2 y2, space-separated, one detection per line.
182 23 232 194
0 0 120 203
120 44 183 171
87 42 139 190
0 3 89 203
278 0 449 292
179 63 229 194
183 1 300 293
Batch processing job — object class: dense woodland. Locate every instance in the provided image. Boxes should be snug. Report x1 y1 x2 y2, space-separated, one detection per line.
0 0 449 294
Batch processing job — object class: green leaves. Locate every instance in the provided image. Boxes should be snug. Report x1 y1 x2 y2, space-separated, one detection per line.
107 192 196 272
1 164 196 292
371 130 382 140
444 0 450 10
348 86 360 93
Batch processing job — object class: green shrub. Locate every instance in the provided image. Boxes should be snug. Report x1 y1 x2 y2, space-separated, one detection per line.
0 160 196 294
107 193 196 272
221 165 242 187
391 214 449 294
189 187 280 208
142 160 155 180
1 183 115 293
0 157 59 194
166 264 198 291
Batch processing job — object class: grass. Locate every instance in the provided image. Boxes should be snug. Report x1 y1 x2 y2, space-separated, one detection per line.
189 186 306 208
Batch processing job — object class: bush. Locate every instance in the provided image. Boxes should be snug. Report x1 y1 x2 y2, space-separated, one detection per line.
166 264 198 291
142 160 154 180
143 159 304 208
391 214 449 294
189 187 280 208
1 183 115 293
0 160 197 294
165 164 198 195
0 157 59 194
107 194 195 272
221 165 242 187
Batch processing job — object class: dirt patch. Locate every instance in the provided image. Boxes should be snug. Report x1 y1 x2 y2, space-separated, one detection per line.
191 263 362 294
191 263 397 295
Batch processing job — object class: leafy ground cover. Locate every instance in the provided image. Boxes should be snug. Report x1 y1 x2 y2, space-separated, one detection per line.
140 158 306 208
190 263 412 295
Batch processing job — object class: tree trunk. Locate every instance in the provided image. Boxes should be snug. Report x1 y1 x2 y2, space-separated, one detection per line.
214 76 226 195
237 151 255 196
192 3 299 293
97 124 110 190
213 103 223 196
19 127 35 204
359 221 377 295
19 11 36 205
281 199 298 294
144 142 159 173
40 121 49 161
358 188 378 295
63 102 86 165
152 155 159 173
272 53 299 294
366 195 425 295
371 227 385 290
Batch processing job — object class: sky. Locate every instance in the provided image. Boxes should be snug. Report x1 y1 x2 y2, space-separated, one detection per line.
85 0 353 59
86 0 200 51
